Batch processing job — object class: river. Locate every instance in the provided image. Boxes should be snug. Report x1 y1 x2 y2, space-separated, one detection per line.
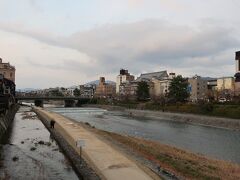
0 107 78 179
48 107 240 164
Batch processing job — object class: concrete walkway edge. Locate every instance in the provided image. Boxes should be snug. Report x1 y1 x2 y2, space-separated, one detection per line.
34 107 158 180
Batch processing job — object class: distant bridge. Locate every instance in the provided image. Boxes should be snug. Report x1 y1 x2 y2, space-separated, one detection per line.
16 96 90 101
16 96 91 107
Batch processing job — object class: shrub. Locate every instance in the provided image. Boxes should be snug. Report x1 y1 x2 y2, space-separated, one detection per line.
199 103 214 113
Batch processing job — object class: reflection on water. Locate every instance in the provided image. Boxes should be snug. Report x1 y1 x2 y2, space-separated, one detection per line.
49 107 240 164
0 107 78 180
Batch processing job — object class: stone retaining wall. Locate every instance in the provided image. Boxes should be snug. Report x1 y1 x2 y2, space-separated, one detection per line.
0 105 19 142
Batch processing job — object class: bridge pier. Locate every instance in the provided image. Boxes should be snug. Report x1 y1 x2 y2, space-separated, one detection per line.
76 99 90 107
34 100 43 107
64 100 75 107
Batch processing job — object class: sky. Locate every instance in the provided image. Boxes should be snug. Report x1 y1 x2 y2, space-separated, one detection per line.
0 0 240 89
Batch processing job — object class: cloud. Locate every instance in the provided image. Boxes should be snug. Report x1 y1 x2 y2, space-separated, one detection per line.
0 29 100 88
0 19 239 88
0 22 58 45
61 19 239 75
27 0 44 12
127 0 145 8
126 0 185 11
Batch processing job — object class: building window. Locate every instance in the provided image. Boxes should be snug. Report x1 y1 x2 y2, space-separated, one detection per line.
10 73 13 77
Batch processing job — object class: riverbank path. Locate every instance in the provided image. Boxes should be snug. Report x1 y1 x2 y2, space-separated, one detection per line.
34 107 159 180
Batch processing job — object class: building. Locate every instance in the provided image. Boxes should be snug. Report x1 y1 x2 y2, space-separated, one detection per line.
119 81 138 100
80 84 96 98
136 71 168 82
217 77 235 91
94 77 116 98
136 71 172 98
149 72 175 98
216 77 235 99
206 78 217 90
235 51 240 95
188 75 208 102
0 58 16 82
205 78 217 100
66 86 79 96
116 69 134 94
119 70 171 100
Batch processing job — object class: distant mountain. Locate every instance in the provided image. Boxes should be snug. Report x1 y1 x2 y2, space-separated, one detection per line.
85 80 116 86
67 85 79 89
201 77 218 81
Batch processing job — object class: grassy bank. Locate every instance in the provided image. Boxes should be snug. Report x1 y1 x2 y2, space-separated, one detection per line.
87 99 240 119
145 103 240 119
93 129 240 180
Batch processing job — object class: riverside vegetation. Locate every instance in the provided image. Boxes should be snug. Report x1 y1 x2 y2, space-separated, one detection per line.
83 98 240 120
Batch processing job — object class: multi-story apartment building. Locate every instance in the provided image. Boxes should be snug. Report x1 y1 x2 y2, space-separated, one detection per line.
119 81 138 100
116 69 134 94
95 77 116 98
0 58 16 83
80 84 96 98
188 75 208 102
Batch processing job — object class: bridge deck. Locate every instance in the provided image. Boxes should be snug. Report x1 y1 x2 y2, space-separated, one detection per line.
16 97 90 100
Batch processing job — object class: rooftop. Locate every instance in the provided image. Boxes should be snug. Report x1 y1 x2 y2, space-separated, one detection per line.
136 71 168 82
0 58 15 69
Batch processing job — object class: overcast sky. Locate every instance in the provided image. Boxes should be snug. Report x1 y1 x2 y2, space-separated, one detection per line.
0 0 240 89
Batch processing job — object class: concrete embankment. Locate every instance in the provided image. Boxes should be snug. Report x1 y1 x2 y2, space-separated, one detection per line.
87 105 240 131
34 108 100 180
34 107 160 180
0 105 19 142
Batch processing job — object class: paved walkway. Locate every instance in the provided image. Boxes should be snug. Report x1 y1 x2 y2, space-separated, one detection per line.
34 107 158 180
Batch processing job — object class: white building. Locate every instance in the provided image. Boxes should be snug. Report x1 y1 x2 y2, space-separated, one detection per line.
217 77 235 91
66 86 79 96
150 72 176 97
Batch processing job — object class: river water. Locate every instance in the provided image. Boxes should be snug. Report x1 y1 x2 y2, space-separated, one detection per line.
48 107 240 164
0 107 78 180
